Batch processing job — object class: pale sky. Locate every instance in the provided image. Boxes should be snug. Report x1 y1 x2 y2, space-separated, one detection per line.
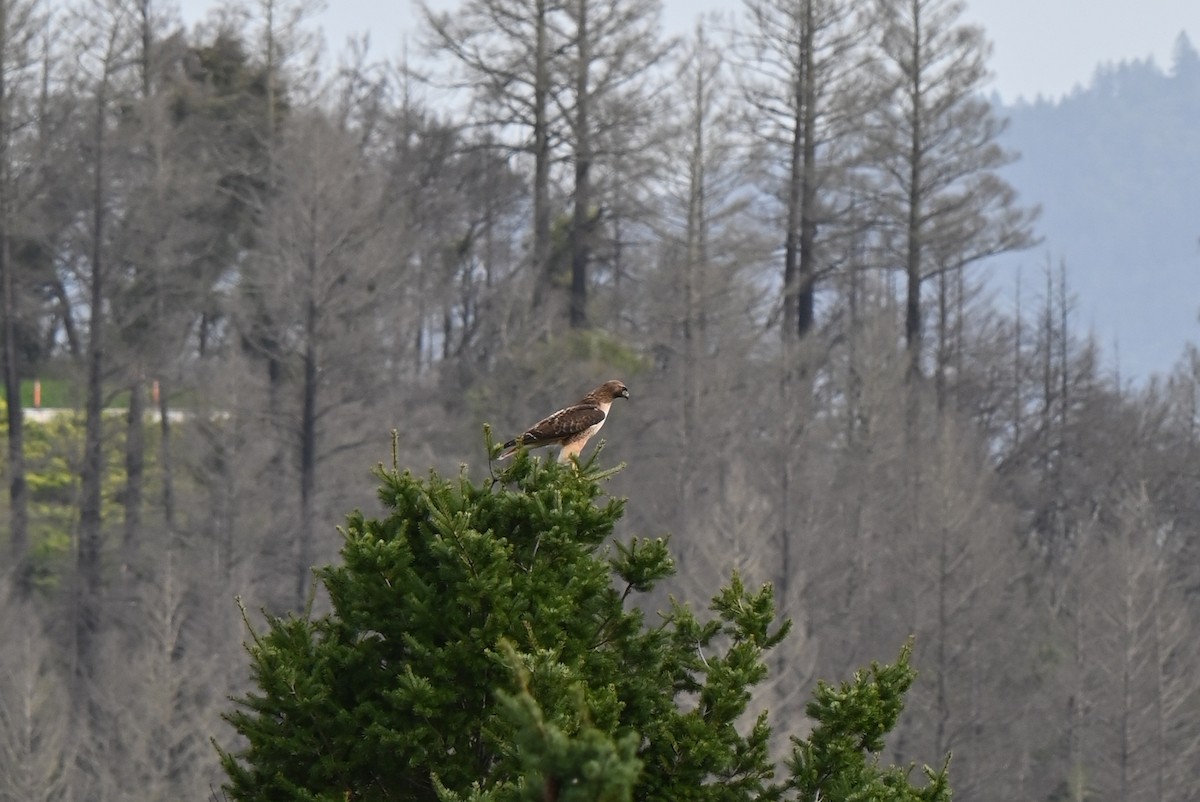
176 0 1200 103
961 0 1200 100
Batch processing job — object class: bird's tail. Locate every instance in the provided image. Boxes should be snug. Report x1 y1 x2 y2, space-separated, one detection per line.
498 438 519 460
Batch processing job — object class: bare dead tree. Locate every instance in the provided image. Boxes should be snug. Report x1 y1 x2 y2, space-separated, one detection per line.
0 0 52 597
866 0 1036 380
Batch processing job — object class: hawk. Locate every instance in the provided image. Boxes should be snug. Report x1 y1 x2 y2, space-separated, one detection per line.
499 380 630 463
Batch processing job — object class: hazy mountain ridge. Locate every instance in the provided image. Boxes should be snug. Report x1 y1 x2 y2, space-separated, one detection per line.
988 32 1200 380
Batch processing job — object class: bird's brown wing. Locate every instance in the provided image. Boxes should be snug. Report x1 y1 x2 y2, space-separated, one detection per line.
518 403 605 446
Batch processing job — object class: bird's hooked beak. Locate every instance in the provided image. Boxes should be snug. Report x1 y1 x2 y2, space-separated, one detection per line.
620 387 630 400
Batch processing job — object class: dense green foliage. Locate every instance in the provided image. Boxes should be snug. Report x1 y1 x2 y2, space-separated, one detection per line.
788 643 950 802
218 452 949 802
0 398 137 585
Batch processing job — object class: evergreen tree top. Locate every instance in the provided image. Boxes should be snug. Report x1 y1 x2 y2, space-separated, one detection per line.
217 449 949 802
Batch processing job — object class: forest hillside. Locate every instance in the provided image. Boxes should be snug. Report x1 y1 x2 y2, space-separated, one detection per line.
991 31 1200 379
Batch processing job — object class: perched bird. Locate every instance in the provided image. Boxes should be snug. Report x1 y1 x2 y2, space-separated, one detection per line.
499 380 630 463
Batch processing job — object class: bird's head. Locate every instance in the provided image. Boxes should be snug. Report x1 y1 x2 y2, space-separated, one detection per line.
599 379 630 401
